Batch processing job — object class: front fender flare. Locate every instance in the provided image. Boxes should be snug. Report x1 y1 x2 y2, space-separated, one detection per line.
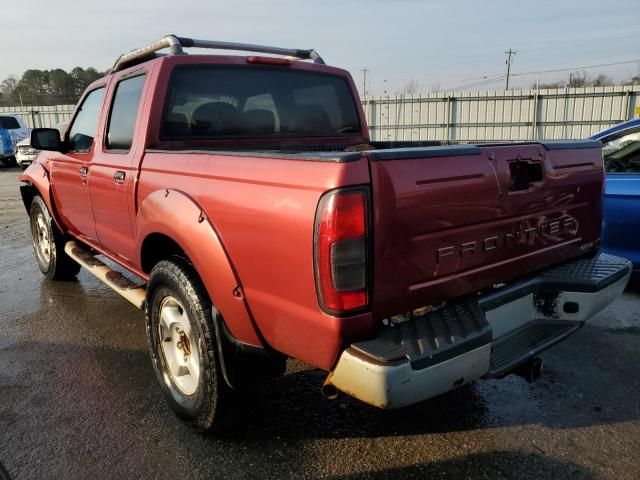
136 189 263 347
19 161 65 233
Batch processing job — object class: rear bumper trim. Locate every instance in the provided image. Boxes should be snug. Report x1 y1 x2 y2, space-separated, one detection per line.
328 253 631 409
480 252 632 311
329 344 491 409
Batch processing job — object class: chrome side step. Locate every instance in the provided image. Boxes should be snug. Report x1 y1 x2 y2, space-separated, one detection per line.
64 241 146 309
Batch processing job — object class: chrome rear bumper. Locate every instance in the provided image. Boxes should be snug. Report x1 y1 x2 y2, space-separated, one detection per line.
327 253 631 409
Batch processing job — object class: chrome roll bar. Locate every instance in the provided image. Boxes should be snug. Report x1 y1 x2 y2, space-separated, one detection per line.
111 34 325 72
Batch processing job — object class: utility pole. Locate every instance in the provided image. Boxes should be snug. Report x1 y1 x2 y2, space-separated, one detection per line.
360 68 369 96
505 49 517 90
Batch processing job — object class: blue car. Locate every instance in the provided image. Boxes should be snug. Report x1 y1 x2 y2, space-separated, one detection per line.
591 118 640 276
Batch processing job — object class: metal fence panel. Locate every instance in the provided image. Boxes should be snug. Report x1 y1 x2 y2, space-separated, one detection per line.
0 105 76 129
363 86 640 142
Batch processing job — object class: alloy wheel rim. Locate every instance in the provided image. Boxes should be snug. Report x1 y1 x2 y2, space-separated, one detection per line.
158 296 200 396
34 213 51 265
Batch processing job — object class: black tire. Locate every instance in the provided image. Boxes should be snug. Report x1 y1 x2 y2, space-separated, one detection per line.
18 163 28 170
0 461 10 480
145 257 234 433
29 196 81 280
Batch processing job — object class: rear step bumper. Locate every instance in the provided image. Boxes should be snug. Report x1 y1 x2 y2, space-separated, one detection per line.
327 253 631 409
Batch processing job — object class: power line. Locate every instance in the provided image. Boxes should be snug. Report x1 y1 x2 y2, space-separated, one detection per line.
451 75 506 91
441 57 640 91
364 56 640 94
511 58 640 77
505 49 517 89
383 57 640 92
456 72 508 83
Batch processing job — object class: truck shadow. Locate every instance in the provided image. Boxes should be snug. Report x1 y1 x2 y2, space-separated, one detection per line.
625 276 640 293
323 451 594 480
235 312 640 441
241 369 491 439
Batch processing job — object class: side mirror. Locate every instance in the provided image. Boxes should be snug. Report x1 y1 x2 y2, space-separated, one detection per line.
30 128 63 151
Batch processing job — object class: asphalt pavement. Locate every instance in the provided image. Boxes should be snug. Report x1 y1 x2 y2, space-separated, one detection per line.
1 167 639 479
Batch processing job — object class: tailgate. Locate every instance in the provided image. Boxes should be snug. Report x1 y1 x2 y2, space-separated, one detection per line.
369 141 604 319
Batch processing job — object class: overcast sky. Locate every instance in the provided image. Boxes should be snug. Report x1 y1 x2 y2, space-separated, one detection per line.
3 0 639 94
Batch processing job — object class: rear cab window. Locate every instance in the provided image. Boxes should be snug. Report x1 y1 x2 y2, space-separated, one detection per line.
160 66 361 140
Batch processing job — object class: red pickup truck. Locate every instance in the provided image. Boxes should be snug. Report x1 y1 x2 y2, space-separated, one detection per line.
20 36 630 433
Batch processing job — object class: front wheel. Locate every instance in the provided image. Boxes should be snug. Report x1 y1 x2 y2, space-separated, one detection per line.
145 257 235 433
29 196 80 280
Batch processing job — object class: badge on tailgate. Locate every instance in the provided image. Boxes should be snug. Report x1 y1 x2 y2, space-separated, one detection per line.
436 217 579 263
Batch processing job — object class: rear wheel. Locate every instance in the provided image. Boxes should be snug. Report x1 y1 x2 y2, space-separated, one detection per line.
29 195 81 280
145 257 235 433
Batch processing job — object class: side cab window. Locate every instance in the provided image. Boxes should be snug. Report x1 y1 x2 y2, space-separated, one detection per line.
67 87 106 153
106 74 146 151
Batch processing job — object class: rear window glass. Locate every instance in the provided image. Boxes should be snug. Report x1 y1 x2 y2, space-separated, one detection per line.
0 116 20 129
161 66 361 140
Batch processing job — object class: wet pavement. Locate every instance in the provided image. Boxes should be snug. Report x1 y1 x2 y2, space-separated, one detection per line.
0 167 639 479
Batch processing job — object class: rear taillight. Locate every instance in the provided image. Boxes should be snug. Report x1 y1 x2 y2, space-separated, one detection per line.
314 189 369 314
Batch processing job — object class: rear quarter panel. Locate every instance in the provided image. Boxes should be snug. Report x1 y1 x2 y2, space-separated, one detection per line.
137 152 373 370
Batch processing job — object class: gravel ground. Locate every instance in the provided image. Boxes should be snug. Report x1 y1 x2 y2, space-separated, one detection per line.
0 166 639 479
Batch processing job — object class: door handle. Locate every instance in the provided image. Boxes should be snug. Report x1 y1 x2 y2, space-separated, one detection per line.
114 171 126 183
79 166 89 177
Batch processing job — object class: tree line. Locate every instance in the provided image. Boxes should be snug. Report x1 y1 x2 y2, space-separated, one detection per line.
0 67 105 107
534 70 640 89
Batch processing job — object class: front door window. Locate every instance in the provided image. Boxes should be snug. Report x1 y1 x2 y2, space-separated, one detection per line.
68 87 105 153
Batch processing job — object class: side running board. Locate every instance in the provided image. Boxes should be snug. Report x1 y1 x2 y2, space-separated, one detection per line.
64 241 146 309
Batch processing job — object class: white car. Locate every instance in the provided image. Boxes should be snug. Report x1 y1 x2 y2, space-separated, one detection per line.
15 122 68 170
14 137 39 169
0 114 30 167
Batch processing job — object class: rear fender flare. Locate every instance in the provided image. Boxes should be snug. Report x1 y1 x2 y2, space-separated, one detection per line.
136 189 263 347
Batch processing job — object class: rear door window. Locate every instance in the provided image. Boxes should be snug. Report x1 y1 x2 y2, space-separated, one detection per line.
106 74 146 151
